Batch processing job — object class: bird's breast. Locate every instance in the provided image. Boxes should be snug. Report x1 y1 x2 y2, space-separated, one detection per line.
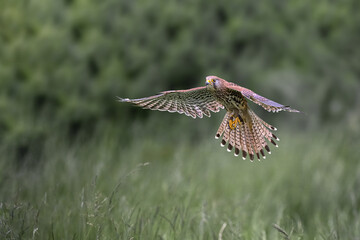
214 91 247 111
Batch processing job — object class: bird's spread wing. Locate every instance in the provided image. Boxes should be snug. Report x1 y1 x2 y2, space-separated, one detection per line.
228 84 299 113
118 86 224 118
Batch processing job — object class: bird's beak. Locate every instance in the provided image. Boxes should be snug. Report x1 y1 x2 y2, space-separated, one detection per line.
206 78 214 86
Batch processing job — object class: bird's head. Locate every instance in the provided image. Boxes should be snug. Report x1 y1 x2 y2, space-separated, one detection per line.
205 76 222 90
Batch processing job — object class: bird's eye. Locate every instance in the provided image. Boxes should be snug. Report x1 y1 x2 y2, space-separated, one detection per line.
212 79 218 88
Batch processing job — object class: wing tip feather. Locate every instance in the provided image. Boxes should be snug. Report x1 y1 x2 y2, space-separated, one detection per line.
117 96 130 102
284 106 301 113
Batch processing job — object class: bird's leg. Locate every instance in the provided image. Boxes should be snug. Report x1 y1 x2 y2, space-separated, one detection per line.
228 118 235 130
229 113 242 130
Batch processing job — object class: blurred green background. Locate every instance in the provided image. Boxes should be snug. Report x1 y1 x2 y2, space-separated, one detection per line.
1 0 360 239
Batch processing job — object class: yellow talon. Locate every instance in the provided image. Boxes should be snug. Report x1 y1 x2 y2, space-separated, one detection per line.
229 116 241 130
229 119 235 130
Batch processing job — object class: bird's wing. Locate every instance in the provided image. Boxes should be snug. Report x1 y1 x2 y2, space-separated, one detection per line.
118 86 224 118
228 84 299 113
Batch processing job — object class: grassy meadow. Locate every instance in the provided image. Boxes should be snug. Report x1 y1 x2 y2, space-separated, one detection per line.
1 122 359 239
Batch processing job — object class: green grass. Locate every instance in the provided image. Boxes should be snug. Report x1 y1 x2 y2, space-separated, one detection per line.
1 127 359 239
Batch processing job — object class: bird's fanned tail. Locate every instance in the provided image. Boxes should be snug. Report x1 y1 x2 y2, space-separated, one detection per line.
216 109 279 161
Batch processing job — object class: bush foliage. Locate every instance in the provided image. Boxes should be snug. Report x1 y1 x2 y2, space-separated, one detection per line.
1 0 359 159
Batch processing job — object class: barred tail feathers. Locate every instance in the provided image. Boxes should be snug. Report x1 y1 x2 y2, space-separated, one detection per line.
215 110 279 161
215 112 231 139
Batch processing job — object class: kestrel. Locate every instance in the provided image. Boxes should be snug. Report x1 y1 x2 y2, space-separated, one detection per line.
118 76 299 161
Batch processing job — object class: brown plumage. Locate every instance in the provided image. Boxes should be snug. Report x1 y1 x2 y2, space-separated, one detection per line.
118 76 299 161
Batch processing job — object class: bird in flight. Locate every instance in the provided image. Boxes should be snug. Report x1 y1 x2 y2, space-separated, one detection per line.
118 76 299 161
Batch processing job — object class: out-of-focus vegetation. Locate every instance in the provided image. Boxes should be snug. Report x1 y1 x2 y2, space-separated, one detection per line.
1 0 360 159
1 0 360 239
